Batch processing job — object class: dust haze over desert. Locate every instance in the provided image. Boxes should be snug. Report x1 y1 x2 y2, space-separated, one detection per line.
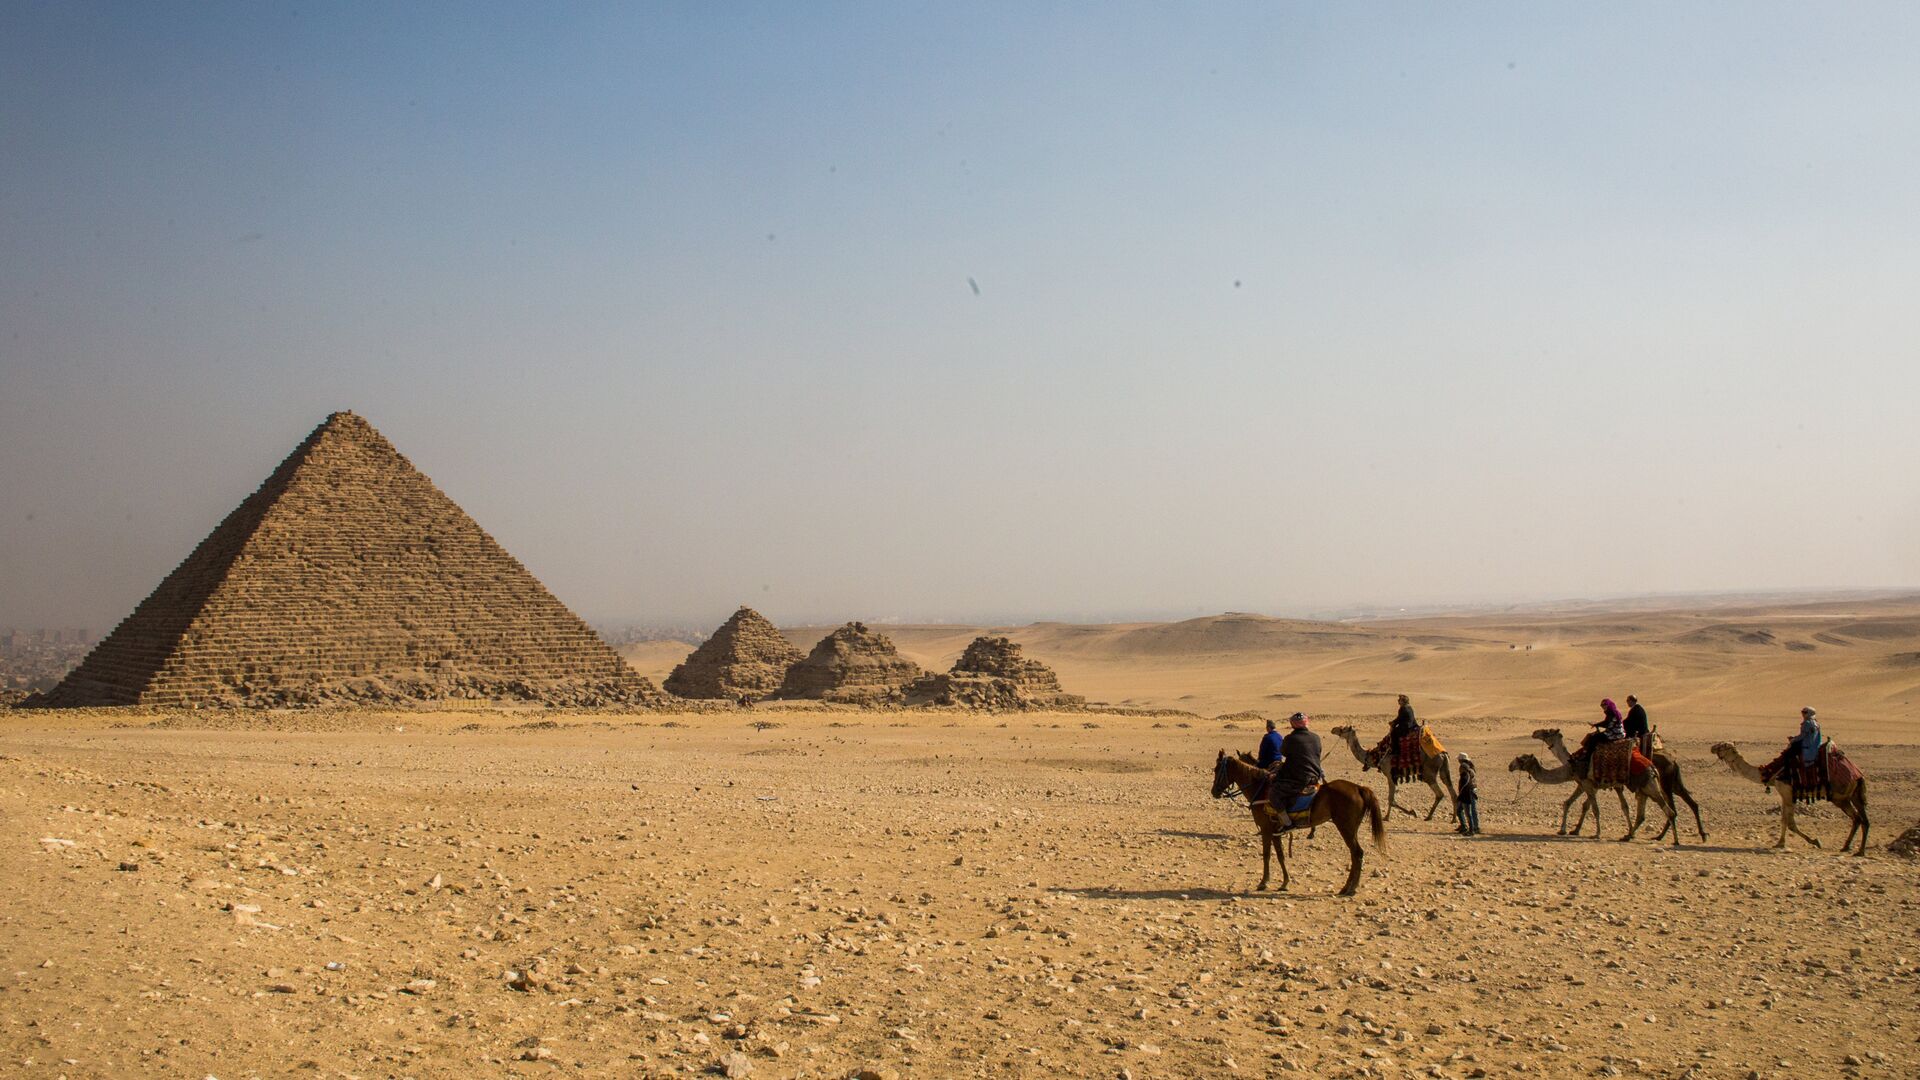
3 6 1919 1080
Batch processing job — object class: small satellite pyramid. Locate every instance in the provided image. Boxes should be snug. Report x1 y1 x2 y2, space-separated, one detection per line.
663 606 803 700
39 412 657 708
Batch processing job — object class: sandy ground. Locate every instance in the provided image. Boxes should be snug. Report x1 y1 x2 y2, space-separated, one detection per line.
2 704 1916 1080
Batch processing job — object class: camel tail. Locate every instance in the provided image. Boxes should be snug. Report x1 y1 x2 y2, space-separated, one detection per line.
1362 785 1387 849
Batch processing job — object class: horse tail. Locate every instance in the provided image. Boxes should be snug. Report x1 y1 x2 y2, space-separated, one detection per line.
1362 784 1387 849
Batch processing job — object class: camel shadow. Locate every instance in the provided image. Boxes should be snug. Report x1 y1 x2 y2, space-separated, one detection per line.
1154 829 1236 841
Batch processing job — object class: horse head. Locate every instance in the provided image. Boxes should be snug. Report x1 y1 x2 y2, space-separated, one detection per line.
1211 751 1236 799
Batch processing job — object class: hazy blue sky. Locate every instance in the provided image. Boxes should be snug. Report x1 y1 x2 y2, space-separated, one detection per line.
4 3 1918 630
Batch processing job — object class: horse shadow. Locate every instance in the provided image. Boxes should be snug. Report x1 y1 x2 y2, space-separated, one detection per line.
1154 829 1236 841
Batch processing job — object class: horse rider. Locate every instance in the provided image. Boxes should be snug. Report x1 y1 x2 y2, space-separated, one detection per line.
1257 716 1286 769
1623 694 1651 754
1576 698 1626 762
1269 712 1325 831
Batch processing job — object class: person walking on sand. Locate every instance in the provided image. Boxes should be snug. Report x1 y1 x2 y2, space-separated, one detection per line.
1454 753 1481 836
1269 712 1324 831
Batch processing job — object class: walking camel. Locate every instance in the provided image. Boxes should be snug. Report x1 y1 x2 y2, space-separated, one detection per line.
1326 724 1457 821
1709 742 1870 855
1503 753 1627 837
1210 751 1385 896
1531 728 1707 843
1507 751 1679 844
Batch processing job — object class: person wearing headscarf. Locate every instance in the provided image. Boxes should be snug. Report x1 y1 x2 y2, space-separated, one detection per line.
1269 712 1324 831
1794 706 1821 765
1578 698 1626 759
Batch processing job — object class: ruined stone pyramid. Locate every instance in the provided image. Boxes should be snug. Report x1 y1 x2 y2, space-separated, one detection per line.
39 412 658 708
776 621 925 705
662 606 803 701
904 635 1081 710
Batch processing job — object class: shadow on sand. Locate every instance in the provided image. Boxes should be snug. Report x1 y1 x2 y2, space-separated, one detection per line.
1049 885 1345 902
1154 829 1237 841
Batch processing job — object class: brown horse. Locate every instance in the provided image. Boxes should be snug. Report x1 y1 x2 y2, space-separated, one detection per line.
1210 751 1385 896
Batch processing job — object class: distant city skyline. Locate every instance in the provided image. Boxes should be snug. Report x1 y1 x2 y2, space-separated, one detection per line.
5 4 1917 630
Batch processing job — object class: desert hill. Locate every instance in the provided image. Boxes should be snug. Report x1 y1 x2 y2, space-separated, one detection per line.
623 596 1920 737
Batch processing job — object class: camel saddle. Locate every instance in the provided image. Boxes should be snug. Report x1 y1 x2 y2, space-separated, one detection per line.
1761 740 1856 803
1420 726 1447 757
1391 733 1423 783
1589 738 1643 786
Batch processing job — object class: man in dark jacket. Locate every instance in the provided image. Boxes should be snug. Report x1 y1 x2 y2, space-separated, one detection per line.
1257 717 1286 769
1390 694 1418 737
1270 712 1325 830
1623 695 1651 753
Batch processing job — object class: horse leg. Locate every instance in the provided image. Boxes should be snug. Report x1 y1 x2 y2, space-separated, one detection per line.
1257 828 1272 891
1276 823 1291 892
1337 809 1364 897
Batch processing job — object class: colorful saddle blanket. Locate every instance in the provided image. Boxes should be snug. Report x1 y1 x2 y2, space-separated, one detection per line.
1391 733 1423 783
1589 738 1646 786
1762 741 1859 803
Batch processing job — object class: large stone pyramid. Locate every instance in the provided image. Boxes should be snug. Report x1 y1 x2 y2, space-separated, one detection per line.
37 412 658 708
776 621 924 705
662 606 803 701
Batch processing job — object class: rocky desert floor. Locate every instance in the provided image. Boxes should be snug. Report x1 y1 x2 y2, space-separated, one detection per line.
2 707 1916 1080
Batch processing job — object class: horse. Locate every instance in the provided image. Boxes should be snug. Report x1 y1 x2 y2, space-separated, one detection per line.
1210 750 1386 896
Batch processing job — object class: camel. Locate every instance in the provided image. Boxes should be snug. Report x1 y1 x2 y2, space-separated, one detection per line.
1327 724 1457 821
1210 751 1385 896
1531 728 1707 843
1503 753 1628 837
1507 751 1679 844
1709 742 1870 855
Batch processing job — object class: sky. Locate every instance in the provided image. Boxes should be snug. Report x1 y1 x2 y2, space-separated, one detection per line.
3 2 1918 631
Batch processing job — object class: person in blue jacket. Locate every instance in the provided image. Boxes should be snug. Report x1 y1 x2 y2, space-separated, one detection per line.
1257 717 1287 769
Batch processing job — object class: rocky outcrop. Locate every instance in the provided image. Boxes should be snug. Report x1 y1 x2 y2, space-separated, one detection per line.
35 412 659 709
905 635 1082 710
663 607 803 701
776 622 924 705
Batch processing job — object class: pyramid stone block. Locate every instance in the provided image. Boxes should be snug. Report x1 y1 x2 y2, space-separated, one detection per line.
36 411 658 708
776 622 924 705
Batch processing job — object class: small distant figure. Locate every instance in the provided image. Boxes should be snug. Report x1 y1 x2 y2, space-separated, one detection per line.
738 694 753 709
1454 753 1481 836
1256 716 1285 769
1623 694 1651 753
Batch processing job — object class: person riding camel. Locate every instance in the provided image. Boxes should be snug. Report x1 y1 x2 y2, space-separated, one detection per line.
1575 698 1627 762
1268 712 1324 831
1391 694 1418 739
1623 694 1650 753
1794 706 1821 765
1257 716 1286 770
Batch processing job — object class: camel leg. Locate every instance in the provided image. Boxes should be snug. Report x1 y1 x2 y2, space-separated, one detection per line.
1337 817 1364 897
1574 788 1602 836
1386 778 1417 819
1438 756 1459 823
1557 788 1582 835
1423 776 1445 821
1679 787 1707 843
1616 787 1639 841
1840 789 1869 856
1779 788 1821 849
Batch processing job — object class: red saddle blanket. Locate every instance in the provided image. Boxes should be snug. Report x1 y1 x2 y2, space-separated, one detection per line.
1391 734 1423 783
1763 742 1859 802
1589 738 1648 786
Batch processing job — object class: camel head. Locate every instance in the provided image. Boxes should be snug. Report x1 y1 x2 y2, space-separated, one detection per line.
1709 742 1737 761
1509 753 1541 773
1328 724 1355 737
1531 727 1564 744
1211 751 1234 799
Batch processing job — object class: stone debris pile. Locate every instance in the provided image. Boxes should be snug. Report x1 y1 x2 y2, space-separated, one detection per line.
907 635 1083 710
663 606 804 701
776 622 925 705
32 411 658 709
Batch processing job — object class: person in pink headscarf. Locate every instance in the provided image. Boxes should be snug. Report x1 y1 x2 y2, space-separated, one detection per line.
1576 698 1627 761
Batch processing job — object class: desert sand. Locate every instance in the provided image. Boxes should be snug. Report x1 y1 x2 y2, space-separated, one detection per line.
5 596 1918 1079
